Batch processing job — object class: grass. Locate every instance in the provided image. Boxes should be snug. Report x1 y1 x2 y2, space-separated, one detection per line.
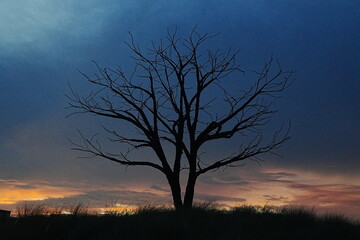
0 203 359 240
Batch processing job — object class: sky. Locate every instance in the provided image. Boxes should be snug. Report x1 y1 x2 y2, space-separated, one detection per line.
0 0 360 218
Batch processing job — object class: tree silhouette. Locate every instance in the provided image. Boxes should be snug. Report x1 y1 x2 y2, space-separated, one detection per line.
67 29 293 209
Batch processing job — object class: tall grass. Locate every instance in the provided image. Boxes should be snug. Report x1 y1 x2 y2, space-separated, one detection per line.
16 202 49 217
15 202 93 217
1 203 359 240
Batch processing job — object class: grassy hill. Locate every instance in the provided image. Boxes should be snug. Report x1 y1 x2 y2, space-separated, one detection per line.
1 205 359 240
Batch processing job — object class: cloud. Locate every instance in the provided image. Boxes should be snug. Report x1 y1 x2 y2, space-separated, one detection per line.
13 184 37 190
2 185 246 212
285 183 360 212
263 194 288 202
199 174 249 186
2 166 360 219
0 179 84 206
150 184 170 193
0 0 126 55
262 171 298 181
41 189 172 207
253 169 360 218
197 167 360 218
0 178 170 211
195 193 246 204
0 175 248 212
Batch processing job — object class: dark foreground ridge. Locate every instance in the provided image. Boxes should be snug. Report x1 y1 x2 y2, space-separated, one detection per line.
1 205 359 240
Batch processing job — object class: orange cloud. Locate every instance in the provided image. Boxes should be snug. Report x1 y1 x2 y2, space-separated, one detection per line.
285 183 360 219
195 167 360 218
1 167 360 220
0 179 84 205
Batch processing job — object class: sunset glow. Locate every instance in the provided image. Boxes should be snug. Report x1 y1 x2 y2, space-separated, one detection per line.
0 0 359 221
1 167 359 219
0 179 84 205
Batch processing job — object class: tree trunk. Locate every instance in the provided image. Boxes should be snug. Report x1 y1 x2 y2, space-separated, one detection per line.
183 174 197 209
167 174 183 209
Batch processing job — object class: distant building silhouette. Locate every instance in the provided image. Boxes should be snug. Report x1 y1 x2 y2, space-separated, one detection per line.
0 209 11 218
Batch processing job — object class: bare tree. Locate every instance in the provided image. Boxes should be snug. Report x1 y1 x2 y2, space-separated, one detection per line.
67 29 293 209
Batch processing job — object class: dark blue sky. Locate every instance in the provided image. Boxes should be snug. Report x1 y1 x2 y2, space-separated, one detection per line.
0 0 359 217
